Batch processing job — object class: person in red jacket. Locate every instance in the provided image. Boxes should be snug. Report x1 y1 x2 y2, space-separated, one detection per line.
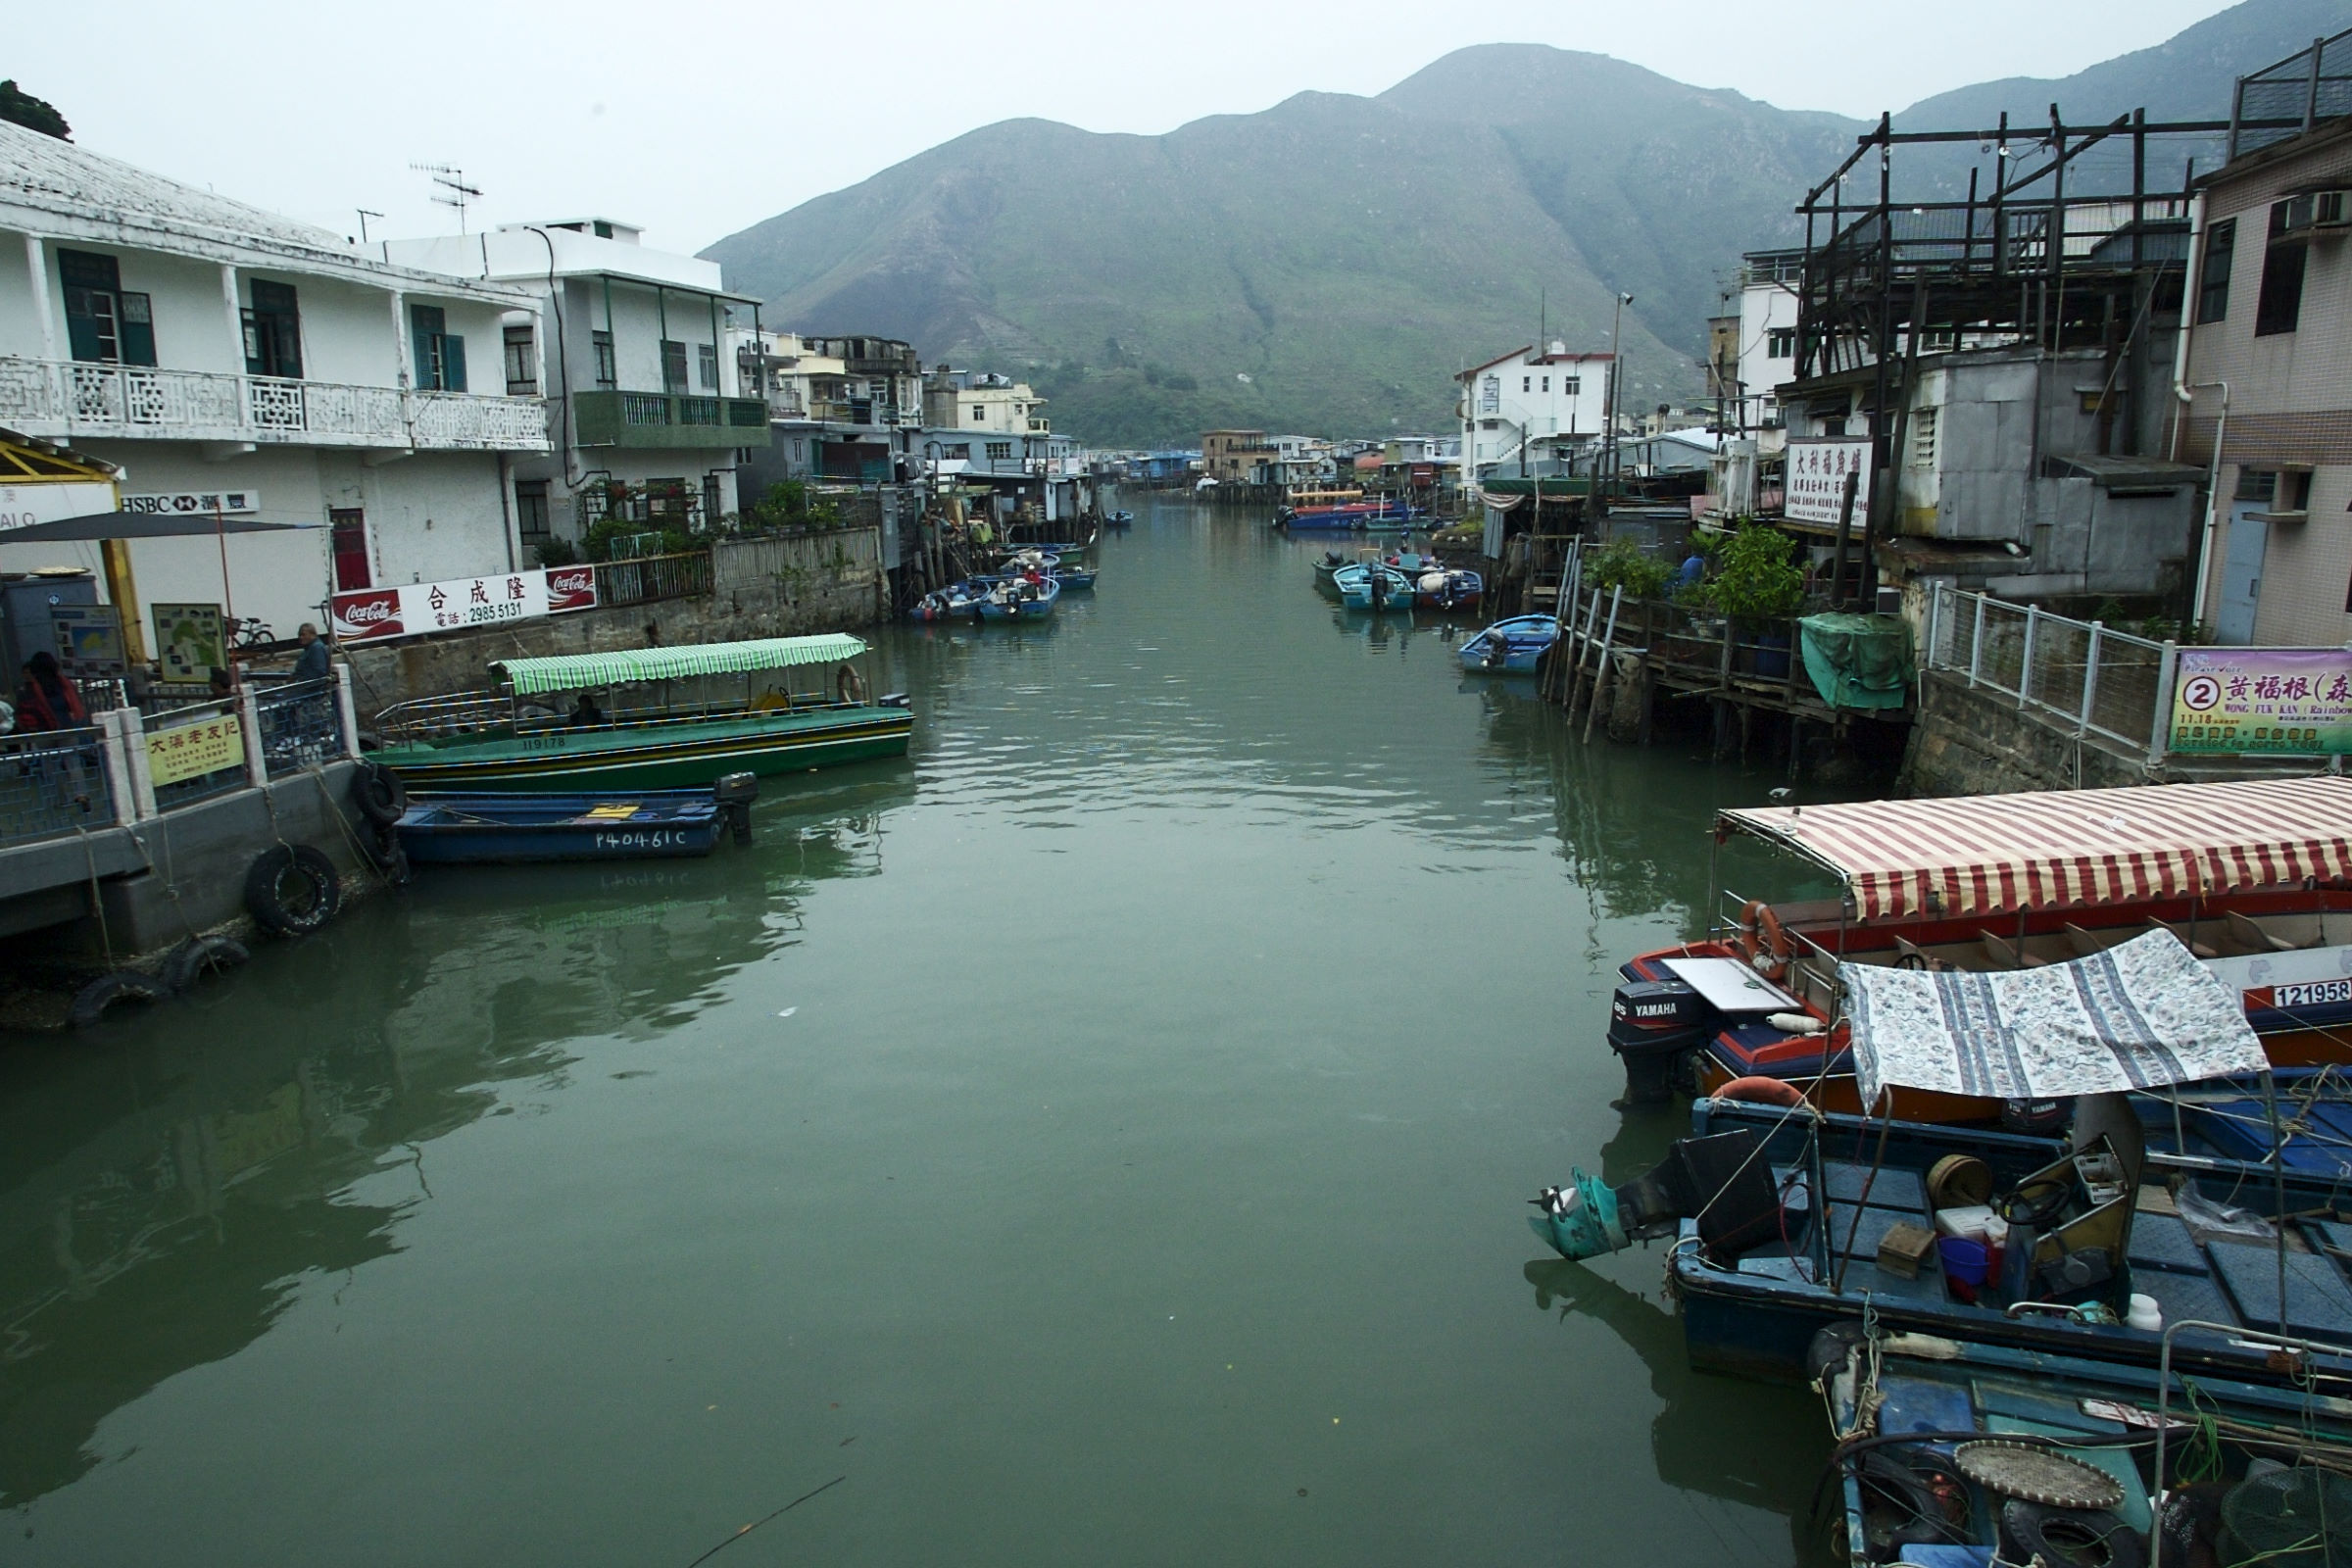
14 652 87 731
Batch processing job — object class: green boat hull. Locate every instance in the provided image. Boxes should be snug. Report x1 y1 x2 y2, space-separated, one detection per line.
371 705 912 792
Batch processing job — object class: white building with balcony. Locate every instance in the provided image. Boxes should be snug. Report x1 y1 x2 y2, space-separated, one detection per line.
1455 341 1613 478
0 122 550 638
921 368 1048 436
383 220 767 554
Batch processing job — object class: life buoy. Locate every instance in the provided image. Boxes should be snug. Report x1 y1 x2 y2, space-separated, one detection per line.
835 664 865 704
1715 1075 1808 1109
1738 898 1792 981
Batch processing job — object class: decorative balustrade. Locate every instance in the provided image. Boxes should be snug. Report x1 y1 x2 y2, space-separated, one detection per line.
0 357 548 451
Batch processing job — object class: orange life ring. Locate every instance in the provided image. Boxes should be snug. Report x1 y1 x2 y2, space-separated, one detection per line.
1716 1075 1807 1109
1738 899 1792 981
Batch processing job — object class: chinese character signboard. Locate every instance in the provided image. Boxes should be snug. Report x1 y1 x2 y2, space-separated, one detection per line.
147 713 245 786
329 567 602 644
2170 648 2352 755
152 603 225 683
1784 438 1874 531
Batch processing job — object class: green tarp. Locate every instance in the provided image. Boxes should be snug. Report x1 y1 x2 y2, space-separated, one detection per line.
1798 612 1914 710
495 634 870 695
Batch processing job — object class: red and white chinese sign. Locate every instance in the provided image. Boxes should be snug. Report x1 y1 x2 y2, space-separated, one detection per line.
1784 438 1874 531
330 566 599 644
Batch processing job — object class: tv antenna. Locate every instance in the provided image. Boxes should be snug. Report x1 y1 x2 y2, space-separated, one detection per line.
409 163 482 231
355 208 384 244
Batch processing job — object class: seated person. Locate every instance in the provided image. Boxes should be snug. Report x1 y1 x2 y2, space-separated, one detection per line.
567 692 606 727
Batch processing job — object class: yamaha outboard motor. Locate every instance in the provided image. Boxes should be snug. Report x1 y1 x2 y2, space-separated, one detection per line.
1529 1129 1784 1262
1606 977 1715 1103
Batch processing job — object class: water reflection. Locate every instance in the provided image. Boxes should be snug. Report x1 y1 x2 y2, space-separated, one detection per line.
0 771 913 1510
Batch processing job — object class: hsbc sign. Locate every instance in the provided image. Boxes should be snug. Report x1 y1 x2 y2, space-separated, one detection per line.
330 566 600 644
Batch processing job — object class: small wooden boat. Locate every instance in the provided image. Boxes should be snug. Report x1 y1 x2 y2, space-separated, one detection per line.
1312 551 1348 597
1412 567 1482 612
912 578 996 621
1333 563 1416 612
1053 565 1098 591
1275 501 1425 532
1458 614 1557 672
368 635 910 792
975 573 1060 621
1103 511 1134 527
397 790 725 862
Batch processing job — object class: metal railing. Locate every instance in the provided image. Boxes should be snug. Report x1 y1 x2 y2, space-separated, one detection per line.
0 726 111 849
0 357 549 451
1924 584 2177 761
254 677 343 779
594 550 714 608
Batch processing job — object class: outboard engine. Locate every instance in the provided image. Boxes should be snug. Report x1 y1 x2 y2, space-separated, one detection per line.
1529 1129 1785 1263
1607 977 1716 1103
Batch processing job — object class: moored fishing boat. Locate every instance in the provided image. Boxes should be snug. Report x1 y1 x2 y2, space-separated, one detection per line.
1333 562 1416 612
368 634 911 792
1412 567 1482 612
1458 614 1558 673
1312 550 1348 597
912 577 996 620
1103 510 1133 527
396 787 736 863
1601 778 2352 1120
975 572 1060 621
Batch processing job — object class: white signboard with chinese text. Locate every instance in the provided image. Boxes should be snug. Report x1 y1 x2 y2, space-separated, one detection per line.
1785 438 1874 532
329 566 599 644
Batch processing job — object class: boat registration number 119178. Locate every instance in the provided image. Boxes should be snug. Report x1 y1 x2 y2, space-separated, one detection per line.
2273 978 2352 1009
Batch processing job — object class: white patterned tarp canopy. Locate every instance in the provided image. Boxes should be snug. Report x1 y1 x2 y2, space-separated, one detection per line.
1840 929 2268 1107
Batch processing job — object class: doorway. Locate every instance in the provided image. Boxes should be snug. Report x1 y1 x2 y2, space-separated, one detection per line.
329 509 370 592
2215 499 2271 645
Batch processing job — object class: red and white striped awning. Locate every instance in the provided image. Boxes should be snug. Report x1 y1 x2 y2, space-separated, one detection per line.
1720 776 2352 922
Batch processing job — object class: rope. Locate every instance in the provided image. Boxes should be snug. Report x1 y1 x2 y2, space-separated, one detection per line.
74 824 113 960
310 764 394 887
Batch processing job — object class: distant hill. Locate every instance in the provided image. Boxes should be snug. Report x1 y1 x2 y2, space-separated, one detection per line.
703 0 2340 446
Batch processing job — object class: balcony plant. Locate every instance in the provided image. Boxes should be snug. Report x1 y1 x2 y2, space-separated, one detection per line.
1690 523 1804 624
1587 536 1673 602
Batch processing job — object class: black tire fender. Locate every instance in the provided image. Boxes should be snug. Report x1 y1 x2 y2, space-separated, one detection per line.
245 844 342 935
69 970 172 1029
1998 1500 2146 1568
163 934 249 993
351 761 408 826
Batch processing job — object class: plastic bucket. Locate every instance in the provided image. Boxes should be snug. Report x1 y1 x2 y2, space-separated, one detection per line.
1938 1236 1989 1286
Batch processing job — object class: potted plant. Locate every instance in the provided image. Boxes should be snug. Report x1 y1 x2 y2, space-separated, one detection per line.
1692 524 1805 675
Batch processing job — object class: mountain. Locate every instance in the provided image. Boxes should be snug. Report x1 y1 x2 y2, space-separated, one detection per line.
703 0 2340 447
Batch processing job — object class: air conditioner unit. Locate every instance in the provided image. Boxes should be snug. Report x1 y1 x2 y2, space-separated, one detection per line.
2280 194 2317 233
2315 189 2352 228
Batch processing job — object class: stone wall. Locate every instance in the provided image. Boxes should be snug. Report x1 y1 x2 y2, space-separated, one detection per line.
339 526 886 710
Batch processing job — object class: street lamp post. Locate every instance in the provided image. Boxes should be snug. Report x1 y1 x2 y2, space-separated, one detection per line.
1605 292 1634 503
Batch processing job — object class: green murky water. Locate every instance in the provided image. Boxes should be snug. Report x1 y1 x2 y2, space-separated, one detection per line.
1 500 1841 1565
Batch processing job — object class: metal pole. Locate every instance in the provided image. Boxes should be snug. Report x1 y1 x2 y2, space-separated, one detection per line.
1970 594 1985 687
2149 640 2180 767
2020 603 2039 707
2081 621 2104 738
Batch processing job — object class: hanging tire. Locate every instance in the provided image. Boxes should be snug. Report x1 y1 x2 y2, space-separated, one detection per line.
361 820 411 884
245 844 342 935
351 761 407 826
1997 1500 2145 1568
68 970 172 1029
162 934 249 993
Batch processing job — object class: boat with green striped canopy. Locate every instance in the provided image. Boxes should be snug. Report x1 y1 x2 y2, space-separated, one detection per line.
367 634 911 792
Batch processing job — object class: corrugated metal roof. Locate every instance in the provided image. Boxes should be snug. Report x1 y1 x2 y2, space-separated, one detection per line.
495 635 870 695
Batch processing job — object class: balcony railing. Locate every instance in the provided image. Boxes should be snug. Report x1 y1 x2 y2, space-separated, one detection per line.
573 391 767 449
0 357 549 451
595 550 714 608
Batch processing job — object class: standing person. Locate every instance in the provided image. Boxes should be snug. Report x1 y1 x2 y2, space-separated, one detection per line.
291 623 331 683
14 652 91 808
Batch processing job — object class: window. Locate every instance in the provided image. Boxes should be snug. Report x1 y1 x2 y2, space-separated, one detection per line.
662 339 688 392
698 343 718 391
58 250 155 366
514 479 551 549
1766 328 1795 359
2197 218 2237 323
592 330 615 389
2255 203 2307 336
704 472 723 525
329 508 369 592
1541 376 1549 392
1562 376 1581 395
592 220 613 239
243 279 302 378
410 304 466 392
504 325 536 394
1522 375 1532 392
971 404 985 422
986 441 1012 461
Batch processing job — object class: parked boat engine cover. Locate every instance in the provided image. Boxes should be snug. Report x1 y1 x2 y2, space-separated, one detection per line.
1530 1129 1782 1263
1607 979 1714 1103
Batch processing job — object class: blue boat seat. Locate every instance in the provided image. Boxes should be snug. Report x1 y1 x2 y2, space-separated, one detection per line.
1821 1163 1926 1211
2132 1267 2237 1331
2208 1240 2352 1338
2126 1211 2211 1275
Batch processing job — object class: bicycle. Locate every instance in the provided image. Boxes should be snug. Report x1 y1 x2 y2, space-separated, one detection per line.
229 616 276 651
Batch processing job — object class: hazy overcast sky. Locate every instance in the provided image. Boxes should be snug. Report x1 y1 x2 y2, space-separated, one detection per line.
19 0 2240 255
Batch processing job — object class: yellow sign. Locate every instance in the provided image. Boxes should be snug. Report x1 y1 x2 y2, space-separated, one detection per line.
148 712 245 786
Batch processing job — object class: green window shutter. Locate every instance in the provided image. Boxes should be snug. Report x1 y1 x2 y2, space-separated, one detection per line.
441 333 466 393
118 292 156 366
64 289 103 361
410 305 445 388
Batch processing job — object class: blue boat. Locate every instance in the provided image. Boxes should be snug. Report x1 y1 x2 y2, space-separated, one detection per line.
1104 511 1134 527
975 573 1060 621
1819 1321 2352 1568
397 789 727 862
1333 563 1416 612
911 577 998 621
1459 614 1559 672
1053 565 1098 590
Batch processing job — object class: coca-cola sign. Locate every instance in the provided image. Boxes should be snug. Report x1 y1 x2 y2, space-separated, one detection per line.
328 566 601 645
330 587 405 642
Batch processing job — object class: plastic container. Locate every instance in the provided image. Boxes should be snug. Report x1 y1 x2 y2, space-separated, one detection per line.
1936 1204 1996 1240
1938 1235 1990 1286
2128 1293 2163 1333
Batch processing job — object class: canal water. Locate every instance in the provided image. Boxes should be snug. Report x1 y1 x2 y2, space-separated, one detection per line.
2 499 1850 1566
